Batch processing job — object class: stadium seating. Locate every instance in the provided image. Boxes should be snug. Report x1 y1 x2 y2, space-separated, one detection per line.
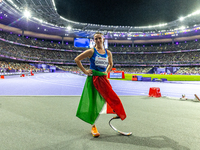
1 31 200 74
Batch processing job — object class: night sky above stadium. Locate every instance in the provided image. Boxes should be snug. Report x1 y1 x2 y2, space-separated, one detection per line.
55 0 200 26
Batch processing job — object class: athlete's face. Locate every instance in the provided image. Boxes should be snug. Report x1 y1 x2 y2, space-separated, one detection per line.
94 34 104 46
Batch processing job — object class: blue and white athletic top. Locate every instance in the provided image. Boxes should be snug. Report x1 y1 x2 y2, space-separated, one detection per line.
90 48 108 72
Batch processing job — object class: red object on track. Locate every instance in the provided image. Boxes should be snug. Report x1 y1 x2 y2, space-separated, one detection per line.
149 87 161 98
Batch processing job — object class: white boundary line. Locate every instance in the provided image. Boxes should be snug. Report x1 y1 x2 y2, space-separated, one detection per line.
0 95 81 97
0 95 141 97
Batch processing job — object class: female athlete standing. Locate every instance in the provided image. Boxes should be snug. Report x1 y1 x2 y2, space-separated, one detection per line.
74 32 113 77
75 32 126 137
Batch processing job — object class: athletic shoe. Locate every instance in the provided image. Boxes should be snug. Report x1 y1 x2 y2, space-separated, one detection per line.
91 125 100 137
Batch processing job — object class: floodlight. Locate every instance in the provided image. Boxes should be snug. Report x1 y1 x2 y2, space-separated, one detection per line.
179 17 184 21
192 10 200 15
23 10 31 18
67 26 71 30
180 26 185 30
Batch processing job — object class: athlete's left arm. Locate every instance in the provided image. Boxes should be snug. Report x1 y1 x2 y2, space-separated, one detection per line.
105 50 113 74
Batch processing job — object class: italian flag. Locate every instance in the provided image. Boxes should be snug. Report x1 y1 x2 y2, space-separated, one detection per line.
76 70 126 125
100 102 116 114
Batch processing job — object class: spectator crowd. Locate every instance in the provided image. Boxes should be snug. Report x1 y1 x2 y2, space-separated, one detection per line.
1 31 200 52
1 40 200 66
1 31 200 74
0 61 39 73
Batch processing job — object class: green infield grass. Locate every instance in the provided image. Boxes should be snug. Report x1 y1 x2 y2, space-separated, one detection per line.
110 74 200 81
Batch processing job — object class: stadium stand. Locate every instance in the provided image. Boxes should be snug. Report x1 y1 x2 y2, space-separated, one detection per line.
1 30 200 74
1 36 200 64
1 31 200 52
0 60 39 73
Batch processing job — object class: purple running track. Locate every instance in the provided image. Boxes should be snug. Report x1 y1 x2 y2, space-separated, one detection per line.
0 73 200 99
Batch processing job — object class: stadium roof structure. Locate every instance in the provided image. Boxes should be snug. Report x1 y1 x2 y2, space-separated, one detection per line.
1 0 200 40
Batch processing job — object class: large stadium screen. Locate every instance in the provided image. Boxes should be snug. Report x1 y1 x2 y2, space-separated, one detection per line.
74 38 90 48
90 39 108 49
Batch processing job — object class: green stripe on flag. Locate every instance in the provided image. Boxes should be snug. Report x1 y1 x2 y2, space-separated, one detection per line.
76 70 107 124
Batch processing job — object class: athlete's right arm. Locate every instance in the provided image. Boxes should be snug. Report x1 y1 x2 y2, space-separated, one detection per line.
74 49 94 75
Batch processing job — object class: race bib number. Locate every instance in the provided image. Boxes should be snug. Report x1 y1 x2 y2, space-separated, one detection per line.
95 56 108 68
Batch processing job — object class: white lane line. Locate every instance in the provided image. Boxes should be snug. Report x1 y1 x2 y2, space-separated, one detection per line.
27 76 84 88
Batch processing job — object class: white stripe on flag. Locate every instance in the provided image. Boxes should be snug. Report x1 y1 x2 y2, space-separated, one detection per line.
100 102 107 114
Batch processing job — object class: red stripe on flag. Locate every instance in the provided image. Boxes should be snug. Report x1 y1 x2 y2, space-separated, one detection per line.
107 103 115 114
93 75 126 120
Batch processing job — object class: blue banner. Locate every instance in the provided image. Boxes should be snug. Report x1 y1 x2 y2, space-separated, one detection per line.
110 72 122 78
